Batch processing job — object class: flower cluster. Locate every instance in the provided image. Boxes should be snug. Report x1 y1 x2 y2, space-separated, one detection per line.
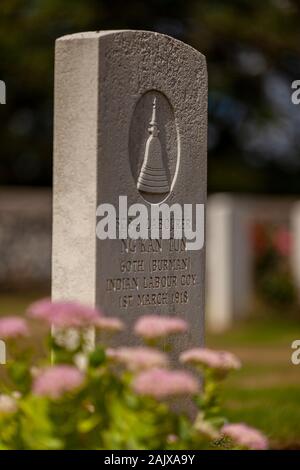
0 316 29 339
222 423 268 450
28 298 97 327
134 315 187 340
180 348 241 378
32 365 85 399
132 368 199 399
106 347 168 371
0 300 268 450
0 394 18 415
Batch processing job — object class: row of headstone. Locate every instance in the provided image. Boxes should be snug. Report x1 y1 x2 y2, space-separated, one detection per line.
206 194 252 332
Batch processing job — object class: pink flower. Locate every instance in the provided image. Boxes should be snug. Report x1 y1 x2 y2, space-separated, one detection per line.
27 299 103 328
132 368 199 399
32 365 84 399
0 316 29 339
96 317 124 333
134 315 188 340
180 348 241 376
167 434 178 444
222 423 268 450
0 394 18 414
106 347 168 371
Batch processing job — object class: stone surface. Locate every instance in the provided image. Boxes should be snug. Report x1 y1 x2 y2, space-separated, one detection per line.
52 30 207 353
207 195 251 332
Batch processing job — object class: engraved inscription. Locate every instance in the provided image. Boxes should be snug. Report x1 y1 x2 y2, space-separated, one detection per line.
105 229 198 311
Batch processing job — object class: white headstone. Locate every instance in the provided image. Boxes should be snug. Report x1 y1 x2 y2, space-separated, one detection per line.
52 30 207 353
207 194 252 332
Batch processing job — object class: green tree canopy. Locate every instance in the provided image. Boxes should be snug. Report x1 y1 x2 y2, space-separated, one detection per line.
1 0 300 193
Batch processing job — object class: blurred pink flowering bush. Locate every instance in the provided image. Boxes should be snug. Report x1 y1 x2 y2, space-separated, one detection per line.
251 222 296 308
0 300 268 450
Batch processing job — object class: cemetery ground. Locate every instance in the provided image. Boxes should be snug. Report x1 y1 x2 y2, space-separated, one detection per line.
0 292 299 450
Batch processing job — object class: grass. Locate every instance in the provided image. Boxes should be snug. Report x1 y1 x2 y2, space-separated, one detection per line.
207 316 300 449
0 292 299 449
0 291 47 315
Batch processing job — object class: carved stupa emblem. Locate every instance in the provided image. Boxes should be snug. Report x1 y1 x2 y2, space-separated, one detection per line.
137 97 170 194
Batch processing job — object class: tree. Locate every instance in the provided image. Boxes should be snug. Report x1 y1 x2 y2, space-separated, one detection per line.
1 0 300 193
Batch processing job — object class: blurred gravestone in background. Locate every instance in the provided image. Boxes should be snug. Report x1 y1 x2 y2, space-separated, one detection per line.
0 80 6 104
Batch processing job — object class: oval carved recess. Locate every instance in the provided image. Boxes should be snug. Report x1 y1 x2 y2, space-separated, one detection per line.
129 90 179 204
